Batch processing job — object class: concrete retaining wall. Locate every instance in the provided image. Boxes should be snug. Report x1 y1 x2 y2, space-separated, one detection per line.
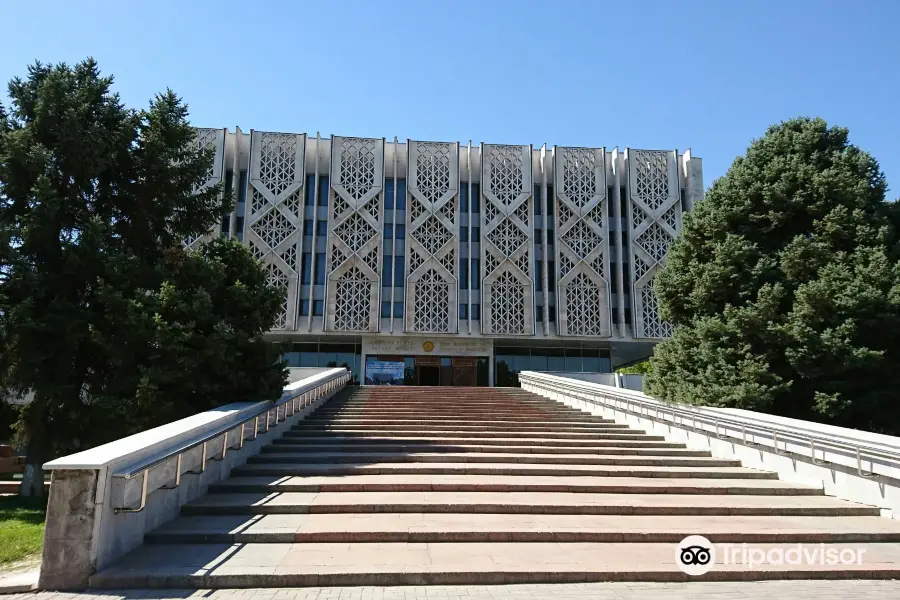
520 371 900 519
39 368 349 590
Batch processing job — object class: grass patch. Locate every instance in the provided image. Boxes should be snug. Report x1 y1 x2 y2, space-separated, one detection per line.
0 495 46 566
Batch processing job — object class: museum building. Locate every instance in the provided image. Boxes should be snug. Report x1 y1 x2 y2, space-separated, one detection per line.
187 128 704 386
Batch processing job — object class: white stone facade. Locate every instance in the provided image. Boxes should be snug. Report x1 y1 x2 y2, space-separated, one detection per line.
192 128 703 349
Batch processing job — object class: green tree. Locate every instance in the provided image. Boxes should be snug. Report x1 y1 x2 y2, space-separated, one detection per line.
647 117 900 434
617 360 651 375
0 59 286 496
92 238 288 433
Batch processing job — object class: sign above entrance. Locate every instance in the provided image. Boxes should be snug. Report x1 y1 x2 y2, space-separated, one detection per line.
362 336 492 357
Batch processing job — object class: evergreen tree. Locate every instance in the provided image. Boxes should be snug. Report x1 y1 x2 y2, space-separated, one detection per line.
647 117 900 434
0 59 286 496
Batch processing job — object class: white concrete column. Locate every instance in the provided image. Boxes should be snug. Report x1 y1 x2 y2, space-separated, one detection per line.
611 148 627 338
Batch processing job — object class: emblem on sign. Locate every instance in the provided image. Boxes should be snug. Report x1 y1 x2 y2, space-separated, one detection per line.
423 341 434 353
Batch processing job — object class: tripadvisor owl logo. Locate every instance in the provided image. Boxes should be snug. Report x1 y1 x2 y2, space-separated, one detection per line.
675 536 867 574
677 535 715 575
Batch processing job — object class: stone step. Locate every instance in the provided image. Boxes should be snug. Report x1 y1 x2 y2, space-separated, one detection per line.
91 541 900 587
210 475 823 495
301 415 623 422
323 407 571 411
283 430 663 441
301 418 625 427
321 406 579 412
263 443 711 457
310 412 597 419
322 396 592 412
231 462 778 479
315 406 592 420
178 492 878 517
150 513 895 543
322 399 584 405
292 424 639 433
315 404 595 411
245 452 740 467
273 436 687 449
92 385 900 589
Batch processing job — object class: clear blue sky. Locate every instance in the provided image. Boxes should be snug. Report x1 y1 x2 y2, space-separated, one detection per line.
1 0 898 193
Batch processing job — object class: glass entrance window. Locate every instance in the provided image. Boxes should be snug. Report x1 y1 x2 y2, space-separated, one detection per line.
283 342 362 384
366 354 490 387
494 347 611 387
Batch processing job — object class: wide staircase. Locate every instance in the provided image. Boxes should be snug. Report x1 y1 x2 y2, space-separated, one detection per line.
92 386 900 587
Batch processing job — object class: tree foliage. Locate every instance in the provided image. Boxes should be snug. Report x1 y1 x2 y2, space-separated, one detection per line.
616 360 652 375
91 238 288 433
647 117 900 434
0 59 286 495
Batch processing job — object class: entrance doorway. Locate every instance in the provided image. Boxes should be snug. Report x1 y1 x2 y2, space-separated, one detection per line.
365 355 490 386
452 357 477 386
418 365 440 386
415 356 441 386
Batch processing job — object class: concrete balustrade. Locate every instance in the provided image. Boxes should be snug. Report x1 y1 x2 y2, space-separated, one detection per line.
39 367 350 590
520 371 900 518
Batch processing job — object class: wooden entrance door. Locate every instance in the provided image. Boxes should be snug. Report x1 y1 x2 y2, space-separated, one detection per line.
452 357 477 386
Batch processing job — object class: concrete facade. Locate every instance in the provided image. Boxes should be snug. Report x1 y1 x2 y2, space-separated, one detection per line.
189 129 703 384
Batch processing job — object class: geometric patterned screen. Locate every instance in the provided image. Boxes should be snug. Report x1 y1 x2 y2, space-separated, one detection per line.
245 130 306 331
554 147 612 337
628 149 681 339
184 127 226 250
325 136 384 333
406 140 459 333
481 144 534 336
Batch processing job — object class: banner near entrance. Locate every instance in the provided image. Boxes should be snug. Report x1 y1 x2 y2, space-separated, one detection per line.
365 360 405 385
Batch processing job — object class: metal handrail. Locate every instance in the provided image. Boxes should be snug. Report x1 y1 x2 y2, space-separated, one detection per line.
519 371 900 478
112 369 350 513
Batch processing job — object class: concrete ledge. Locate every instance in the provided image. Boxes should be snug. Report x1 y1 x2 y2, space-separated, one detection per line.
38 368 350 591
520 371 900 518
0 570 38 594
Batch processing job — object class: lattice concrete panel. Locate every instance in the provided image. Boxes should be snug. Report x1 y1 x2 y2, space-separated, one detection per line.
183 127 227 251
406 140 459 333
325 136 384 332
628 149 681 339
481 144 534 335
554 147 611 337
245 130 306 331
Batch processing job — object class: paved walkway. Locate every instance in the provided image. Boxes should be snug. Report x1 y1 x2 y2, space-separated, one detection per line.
8 582 900 600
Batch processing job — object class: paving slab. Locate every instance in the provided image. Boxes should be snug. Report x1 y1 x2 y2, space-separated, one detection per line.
16 580 900 600
273 435 687 448
233 462 778 479
283 430 664 440
210 474 823 495
89 542 900 587
265 442 712 456
0 569 38 594
183 491 877 516
247 452 740 467
147 513 900 543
